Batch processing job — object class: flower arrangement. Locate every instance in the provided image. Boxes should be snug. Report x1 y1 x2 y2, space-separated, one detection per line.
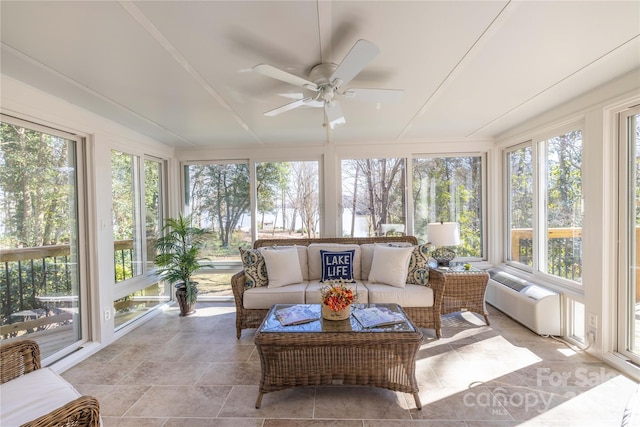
320 280 357 312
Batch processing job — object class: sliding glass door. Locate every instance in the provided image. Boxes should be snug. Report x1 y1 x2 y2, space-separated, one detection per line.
0 115 87 360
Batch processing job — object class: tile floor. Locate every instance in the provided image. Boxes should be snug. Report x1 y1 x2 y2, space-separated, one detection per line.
62 302 640 426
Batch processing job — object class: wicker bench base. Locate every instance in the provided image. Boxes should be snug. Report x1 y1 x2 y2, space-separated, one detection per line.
254 304 424 410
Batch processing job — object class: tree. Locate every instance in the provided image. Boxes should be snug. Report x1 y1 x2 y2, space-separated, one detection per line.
342 158 405 237
0 123 73 247
286 162 319 237
412 156 483 257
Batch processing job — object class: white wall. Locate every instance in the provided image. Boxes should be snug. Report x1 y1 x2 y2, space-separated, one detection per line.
0 75 176 367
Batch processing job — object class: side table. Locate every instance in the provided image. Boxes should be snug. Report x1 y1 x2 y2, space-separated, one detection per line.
429 267 490 325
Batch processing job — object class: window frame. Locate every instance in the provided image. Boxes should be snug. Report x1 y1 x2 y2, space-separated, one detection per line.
411 152 487 260
0 113 90 361
503 121 584 289
111 150 168 301
504 141 534 272
339 156 408 238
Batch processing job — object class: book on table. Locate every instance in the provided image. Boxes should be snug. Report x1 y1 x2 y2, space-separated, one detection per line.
352 306 405 328
275 305 320 326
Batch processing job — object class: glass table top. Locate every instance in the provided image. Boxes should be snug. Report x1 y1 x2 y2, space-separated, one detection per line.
258 303 417 333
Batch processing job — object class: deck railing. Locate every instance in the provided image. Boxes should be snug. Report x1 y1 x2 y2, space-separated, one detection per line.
1 229 590 324
510 227 583 281
1 240 136 324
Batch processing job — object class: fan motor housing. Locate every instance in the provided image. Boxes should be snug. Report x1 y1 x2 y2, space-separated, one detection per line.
309 63 338 86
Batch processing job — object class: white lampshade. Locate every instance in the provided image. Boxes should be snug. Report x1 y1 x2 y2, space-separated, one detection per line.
427 222 460 247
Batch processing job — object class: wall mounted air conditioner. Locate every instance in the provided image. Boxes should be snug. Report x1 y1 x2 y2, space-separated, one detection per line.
485 268 561 336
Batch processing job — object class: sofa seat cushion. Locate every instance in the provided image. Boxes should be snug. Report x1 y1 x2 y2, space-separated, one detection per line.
308 244 362 281
243 282 308 309
365 283 434 307
1 367 81 426
304 280 369 304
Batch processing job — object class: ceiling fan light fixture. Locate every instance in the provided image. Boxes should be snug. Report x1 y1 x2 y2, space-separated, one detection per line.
328 115 346 129
253 39 403 128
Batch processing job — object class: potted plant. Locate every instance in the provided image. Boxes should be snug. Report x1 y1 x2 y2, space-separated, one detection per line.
154 213 207 316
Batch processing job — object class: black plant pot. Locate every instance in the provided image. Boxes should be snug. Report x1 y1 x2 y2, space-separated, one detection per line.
175 283 197 316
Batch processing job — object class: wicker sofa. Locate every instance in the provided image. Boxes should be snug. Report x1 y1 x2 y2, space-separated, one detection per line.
0 340 101 427
231 236 443 339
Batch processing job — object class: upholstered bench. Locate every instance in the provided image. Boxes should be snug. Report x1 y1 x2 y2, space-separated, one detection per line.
0 340 101 427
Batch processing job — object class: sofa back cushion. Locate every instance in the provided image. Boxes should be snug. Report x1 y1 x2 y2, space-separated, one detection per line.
307 244 361 281
261 247 304 287
239 247 268 288
368 245 414 288
257 245 309 281
362 243 432 285
406 243 432 285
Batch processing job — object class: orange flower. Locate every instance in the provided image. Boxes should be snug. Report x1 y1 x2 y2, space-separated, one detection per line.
320 280 357 312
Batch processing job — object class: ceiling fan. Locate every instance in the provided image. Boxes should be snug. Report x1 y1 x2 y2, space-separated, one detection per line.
253 39 403 129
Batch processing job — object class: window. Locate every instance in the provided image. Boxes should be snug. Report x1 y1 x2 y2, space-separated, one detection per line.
184 162 250 297
341 158 406 237
504 128 583 284
506 144 534 267
255 161 320 239
144 159 162 269
619 106 640 362
413 156 484 257
541 130 583 282
111 151 168 325
111 150 142 282
184 160 320 296
0 116 87 360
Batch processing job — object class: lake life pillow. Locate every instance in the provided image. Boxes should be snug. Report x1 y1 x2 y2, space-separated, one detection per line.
368 245 414 288
239 247 268 288
261 247 304 288
320 249 355 282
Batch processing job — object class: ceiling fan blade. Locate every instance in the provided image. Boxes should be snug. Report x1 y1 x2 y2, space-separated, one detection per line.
253 64 318 90
330 39 379 88
325 101 346 129
264 97 313 116
342 88 404 103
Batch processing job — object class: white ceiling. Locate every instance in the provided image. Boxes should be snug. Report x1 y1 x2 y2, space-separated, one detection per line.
1 1 639 148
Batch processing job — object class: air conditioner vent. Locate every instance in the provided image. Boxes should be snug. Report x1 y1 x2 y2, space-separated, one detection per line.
485 268 561 335
488 269 528 292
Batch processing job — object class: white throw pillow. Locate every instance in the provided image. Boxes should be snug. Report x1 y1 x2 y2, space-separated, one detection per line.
368 245 414 288
262 248 304 288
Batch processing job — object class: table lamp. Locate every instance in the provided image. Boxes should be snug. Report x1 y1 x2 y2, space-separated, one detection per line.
427 221 460 267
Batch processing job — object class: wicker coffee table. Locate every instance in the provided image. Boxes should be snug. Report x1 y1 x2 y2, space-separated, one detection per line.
254 303 423 409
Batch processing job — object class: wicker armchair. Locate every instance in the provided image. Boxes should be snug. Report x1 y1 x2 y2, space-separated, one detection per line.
0 340 101 427
232 236 444 339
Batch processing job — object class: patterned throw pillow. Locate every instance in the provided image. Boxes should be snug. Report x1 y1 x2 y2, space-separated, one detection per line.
239 247 268 288
320 249 355 282
406 243 432 286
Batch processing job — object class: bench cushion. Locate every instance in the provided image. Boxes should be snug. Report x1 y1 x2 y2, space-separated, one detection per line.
243 282 308 309
304 280 369 304
365 283 434 307
0 367 81 426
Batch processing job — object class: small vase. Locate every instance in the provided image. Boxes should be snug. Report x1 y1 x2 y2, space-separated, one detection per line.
322 304 351 321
